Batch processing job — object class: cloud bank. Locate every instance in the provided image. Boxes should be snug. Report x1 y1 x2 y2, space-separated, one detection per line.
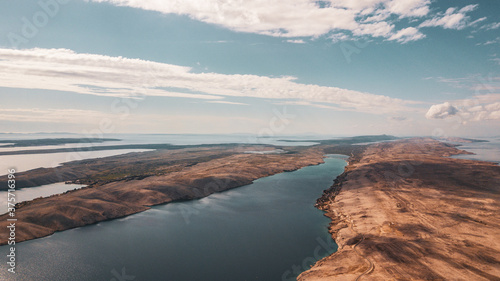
0 48 416 114
88 0 480 43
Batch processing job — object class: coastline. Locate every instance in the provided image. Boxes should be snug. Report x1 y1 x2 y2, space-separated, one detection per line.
299 138 500 280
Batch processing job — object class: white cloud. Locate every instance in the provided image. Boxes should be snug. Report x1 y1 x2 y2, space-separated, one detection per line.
206 101 248 105
0 48 417 114
419 4 478 30
286 39 306 44
469 17 487 26
329 32 351 43
480 38 500 45
388 27 425 43
88 0 437 42
426 95 500 122
458 4 478 13
425 102 458 119
384 0 430 18
480 22 500 31
465 102 500 121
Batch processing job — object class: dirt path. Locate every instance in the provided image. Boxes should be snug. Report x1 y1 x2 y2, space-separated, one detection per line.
353 232 373 281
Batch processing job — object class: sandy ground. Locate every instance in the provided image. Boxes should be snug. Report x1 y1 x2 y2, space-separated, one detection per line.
299 138 500 281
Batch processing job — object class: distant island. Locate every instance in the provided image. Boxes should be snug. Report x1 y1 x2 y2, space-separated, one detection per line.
279 134 400 144
0 138 121 148
434 136 489 143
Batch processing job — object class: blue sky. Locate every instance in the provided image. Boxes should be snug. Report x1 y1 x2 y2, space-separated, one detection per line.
0 0 499 137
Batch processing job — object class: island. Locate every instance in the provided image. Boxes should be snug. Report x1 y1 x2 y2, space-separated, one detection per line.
299 138 500 280
0 138 121 148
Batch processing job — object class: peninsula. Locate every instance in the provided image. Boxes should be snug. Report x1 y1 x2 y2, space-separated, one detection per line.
299 138 500 280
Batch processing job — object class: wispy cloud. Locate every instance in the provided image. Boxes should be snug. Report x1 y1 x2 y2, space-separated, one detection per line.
203 40 233 44
427 74 500 93
469 17 487 27
480 22 500 31
419 5 478 30
286 39 306 44
206 101 248 105
476 37 500 46
0 48 419 114
388 27 425 43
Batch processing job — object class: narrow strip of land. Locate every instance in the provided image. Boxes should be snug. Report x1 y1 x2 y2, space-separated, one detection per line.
0 144 343 245
299 138 500 280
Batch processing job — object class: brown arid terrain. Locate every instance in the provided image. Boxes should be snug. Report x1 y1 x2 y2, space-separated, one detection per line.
1 134 386 246
299 138 500 281
0 144 337 245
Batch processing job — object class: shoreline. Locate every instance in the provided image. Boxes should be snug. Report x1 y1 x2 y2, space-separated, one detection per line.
299 138 500 280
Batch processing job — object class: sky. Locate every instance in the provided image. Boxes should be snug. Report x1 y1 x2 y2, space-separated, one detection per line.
0 0 499 137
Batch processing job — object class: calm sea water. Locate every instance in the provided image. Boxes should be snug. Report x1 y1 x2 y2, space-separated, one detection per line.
0 156 347 281
450 137 500 165
0 149 153 176
0 182 86 214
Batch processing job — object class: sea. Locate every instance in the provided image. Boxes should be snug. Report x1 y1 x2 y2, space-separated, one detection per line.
449 136 500 165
